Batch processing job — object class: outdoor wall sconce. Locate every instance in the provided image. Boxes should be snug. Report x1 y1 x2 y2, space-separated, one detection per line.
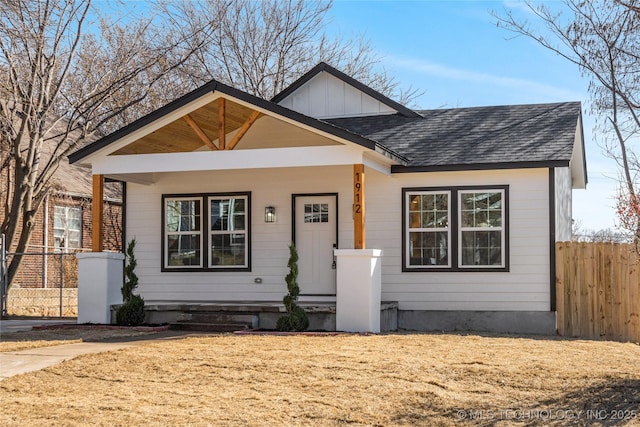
264 206 276 223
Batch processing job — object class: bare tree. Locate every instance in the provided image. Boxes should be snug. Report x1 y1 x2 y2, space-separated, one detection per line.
1 0 419 289
168 0 421 104
0 0 212 286
572 220 632 242
495 0 640 250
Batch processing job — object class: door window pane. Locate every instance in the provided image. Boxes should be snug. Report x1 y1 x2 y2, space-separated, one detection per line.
304 203 329 223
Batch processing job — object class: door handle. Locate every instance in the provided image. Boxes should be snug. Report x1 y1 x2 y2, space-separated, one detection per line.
332 243 337 269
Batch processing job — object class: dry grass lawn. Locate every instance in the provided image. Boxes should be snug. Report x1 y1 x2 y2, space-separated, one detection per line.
1 333 639 426
0 328 157 352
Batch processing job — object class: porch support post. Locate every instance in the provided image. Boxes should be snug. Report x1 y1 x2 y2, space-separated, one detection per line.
92 174 104 252
335 249 382 333
353 164 365 249
77 252 124 324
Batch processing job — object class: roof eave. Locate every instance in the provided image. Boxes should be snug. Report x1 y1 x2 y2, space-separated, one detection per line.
69 78 406 166
391 160 570 174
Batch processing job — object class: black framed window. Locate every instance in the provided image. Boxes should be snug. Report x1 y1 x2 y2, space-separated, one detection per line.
406 191 451 268
403 186 508 272
162 192 250 271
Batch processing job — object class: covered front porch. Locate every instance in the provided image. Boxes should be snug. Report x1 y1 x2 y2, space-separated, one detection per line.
74 85 406 333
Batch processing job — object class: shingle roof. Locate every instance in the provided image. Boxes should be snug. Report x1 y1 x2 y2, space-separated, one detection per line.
326 101 582 171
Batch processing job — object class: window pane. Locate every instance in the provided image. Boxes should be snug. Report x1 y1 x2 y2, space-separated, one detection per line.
211 198 246 231
167 234 201 266
409 212 420 228
69 208 82 232
67 231 81 249
489 210 502 227
408 193 448 230
54 207 66 229
461 192 502 228
409 231 448 266
211 233 245 266
461 230 502 266
304 203 329 223
166 200 200 232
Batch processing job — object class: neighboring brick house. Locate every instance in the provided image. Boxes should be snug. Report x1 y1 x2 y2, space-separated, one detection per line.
0 149 123 289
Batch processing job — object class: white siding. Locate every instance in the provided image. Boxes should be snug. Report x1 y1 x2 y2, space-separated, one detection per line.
555 167 573 241
367 168 552 312
127 166 552 312
277 72 397 119
127 166 354 303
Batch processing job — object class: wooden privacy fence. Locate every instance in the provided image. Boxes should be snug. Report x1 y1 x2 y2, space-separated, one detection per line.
556 242 640 342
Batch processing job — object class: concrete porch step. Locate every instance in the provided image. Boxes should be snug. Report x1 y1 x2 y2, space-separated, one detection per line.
176 312 258 325
169 322 252 332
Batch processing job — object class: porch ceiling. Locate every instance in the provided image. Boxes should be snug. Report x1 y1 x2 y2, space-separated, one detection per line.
111 97 340 156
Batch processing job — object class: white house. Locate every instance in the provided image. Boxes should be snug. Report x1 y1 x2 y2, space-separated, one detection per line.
70 63 586 334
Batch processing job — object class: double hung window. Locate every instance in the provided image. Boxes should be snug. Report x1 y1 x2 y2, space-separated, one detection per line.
163 193 250 271
403 186 507 271
54 206 82 251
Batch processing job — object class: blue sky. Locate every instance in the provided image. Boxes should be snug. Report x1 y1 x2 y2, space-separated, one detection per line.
327 0 619 233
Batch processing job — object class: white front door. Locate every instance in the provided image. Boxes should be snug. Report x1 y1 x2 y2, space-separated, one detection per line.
294 195 337 296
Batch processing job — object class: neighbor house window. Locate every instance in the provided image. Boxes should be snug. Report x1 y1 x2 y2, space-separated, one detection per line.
54 206 81 251
163 192 250 271
403 186 508 272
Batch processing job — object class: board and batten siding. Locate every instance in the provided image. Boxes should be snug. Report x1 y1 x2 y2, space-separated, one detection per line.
367 168 552 312
276 72 396 119
127 165 552 311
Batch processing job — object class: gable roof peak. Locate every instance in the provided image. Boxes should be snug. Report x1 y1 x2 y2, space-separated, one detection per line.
272 62 420 119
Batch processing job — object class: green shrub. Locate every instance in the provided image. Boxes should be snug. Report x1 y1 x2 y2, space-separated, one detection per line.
276 243 308 331
116 239 145 326
116 294 145 326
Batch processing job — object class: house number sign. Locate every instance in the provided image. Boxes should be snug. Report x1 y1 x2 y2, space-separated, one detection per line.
354 164 365 249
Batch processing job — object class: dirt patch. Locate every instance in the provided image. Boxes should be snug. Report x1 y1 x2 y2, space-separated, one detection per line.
0 333 639 426
0 326 163 352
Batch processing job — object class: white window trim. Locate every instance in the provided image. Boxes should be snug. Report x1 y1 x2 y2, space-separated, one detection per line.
457 189 505 269
405 190 451 269
164 196 203 269
53 206 82 252
207 195 249 269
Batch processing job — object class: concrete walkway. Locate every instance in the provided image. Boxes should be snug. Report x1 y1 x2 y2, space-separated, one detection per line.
0 331 189 380
0 318 77 334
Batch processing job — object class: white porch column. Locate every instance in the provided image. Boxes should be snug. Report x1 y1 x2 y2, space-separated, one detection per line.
334 249 382 333
76 252 124 324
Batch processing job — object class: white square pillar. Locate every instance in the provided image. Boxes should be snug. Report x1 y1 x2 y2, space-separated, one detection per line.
76 252 124 324
334 249 382 333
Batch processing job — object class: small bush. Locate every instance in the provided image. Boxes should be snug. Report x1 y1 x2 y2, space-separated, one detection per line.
116 294 145 326
276 306 309 331
115 239 145 326
277 243 308 331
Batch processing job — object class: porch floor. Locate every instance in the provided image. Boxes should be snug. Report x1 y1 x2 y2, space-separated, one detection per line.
122 301 398 332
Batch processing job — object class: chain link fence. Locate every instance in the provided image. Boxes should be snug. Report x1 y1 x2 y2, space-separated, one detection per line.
1 234 84 318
